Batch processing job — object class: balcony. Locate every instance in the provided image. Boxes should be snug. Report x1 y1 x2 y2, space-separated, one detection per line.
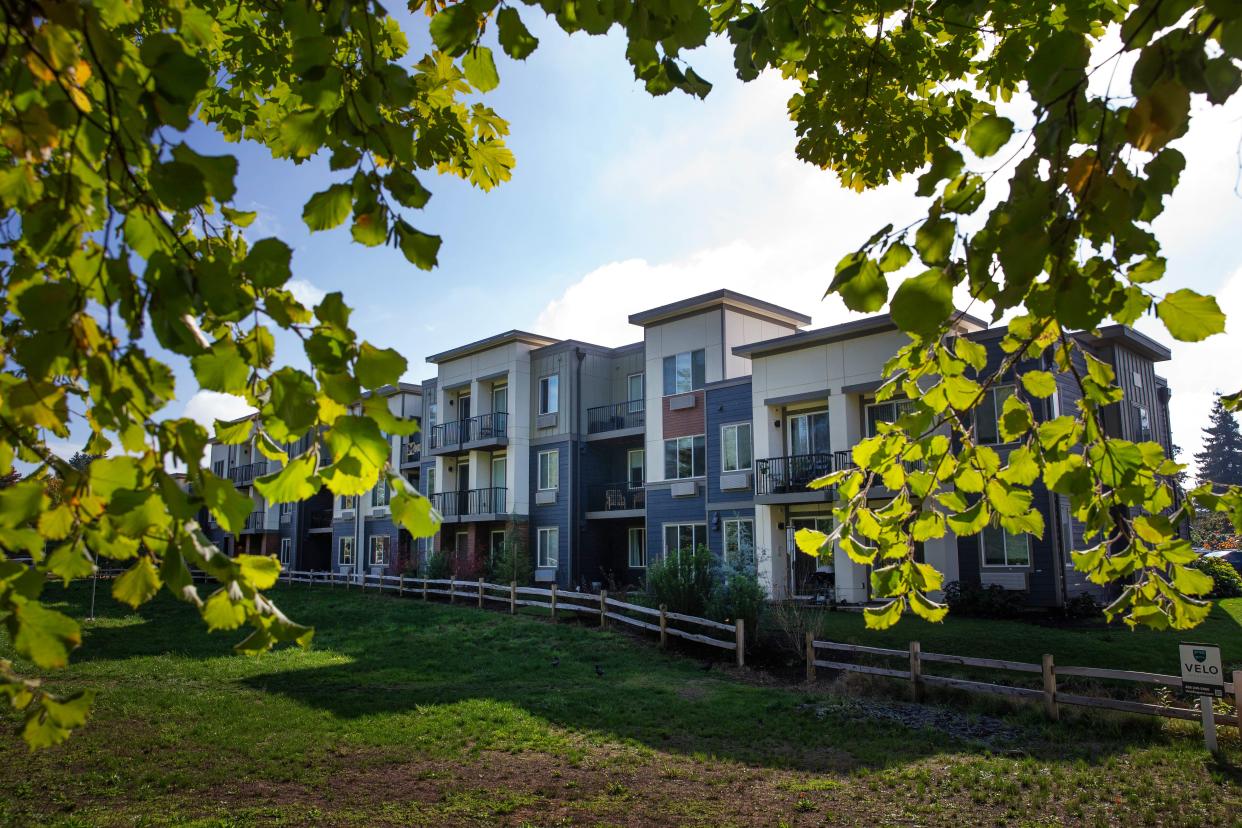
587 401 645 437
755 452 850 504
585 482 645 519
401 435 421 465
228 461 268 485
240 510 266 533
429 413 508 454
309 508 333 531
431 487 508 521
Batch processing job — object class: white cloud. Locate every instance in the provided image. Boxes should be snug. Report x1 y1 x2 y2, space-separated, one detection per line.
182 390 256 431
287 278 326 308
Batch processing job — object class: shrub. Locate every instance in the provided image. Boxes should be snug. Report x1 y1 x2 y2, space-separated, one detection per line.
422 549 452 580
1061 591 1102 620
765 600 830 656
486 533 532 585
646 545 715 617
943 581 1025 619
707 550 767 638
1189 555 1242 599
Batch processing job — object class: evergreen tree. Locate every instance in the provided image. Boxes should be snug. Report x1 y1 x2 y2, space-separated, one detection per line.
1195 394 1242 489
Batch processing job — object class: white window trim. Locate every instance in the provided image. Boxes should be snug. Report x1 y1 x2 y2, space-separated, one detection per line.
628 527 646 568
537 527 558 568
627 448 645 484
339 537 355 566
537 449 559 491
979 527 1032 568
627 372 644 403
279 537 291 564
369 535 390 566
539 375 559 415
720 422 753 473
663 434 705 480
723 518 755 558
663 522 707 559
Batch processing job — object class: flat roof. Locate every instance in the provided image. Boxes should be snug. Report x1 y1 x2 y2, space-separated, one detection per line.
732 310 987 359
426 329 559 364
360 382 422 399
627 289 812 328
1083 325 1172 362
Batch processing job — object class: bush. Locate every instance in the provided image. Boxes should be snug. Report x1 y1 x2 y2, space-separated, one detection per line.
486 533 532 585
1189 555 1242 599
422 549 452 580
766 600 830 656
1061 591 1102 620
707 550 767 638
943 581 1025 619
646 545 715 618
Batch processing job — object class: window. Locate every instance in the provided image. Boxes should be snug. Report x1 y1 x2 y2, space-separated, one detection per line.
627 449 645 485
722 423 753 472
788 411 829 455
539 375 559 415
371 476 389 508
975 385 1017 445
213 460 224 477
662 349 705 395
663 523 707 560
279 501 293 516
627 373 644 411
663 435 706 479
339 537 354 566
723 519 755 562
369 535 390 566
537 527 558 568
628 527 646 568
538 450 559 490
491 455 507 489
980 525 1031 567
1135 405 1152 442
490 530 507 558
492 384 508 414
428 403 437 429
338 495 357 511
426 467 436 496
279 537 291 564
865 399 915 438
1133 370 1143 389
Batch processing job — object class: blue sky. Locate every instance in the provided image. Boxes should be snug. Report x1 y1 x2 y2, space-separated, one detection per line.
83 12 1242 470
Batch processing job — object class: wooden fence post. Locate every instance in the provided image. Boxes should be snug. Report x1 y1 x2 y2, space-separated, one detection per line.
422 577 427 601
599 589 608 628
449 576 456 603
478 577 484 608
399 574 404 596
1200 695 1218 753
909 641 923 703
509 581 516 614
1042 654 1058 721
805 632 816 682
735 619 745 668
1234 670 1241 738
550 583 558 621
659 604 667 648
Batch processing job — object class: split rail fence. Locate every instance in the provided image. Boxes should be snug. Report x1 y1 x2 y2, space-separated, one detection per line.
282 569 746 666
806 634 1241 746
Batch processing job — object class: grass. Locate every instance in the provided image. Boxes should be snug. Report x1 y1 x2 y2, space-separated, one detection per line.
0 582 1239 826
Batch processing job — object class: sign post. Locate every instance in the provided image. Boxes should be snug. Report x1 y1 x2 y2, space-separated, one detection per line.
1179 643 1224 752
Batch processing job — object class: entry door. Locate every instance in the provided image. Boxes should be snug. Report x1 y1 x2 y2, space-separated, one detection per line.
491 456 507 512
492 385 508 414
456 461 470 516
788 517 833 596
627 449 644 486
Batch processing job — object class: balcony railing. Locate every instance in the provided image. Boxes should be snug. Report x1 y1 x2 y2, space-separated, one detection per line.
429 413 508 449
241 510 266 532
309 508 333 529
587 401 645 435
755 453 846 496
586 482 646 512
431 487 508 518
228 461 268 485
401 436 421 464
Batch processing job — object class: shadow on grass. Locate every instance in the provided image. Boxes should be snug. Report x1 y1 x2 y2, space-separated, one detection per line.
58 582 1199 774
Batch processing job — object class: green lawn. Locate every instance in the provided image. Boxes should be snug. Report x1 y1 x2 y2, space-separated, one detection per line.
0 583 1239 827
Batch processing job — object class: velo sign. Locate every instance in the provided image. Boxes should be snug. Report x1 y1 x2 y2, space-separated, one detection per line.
1179 643 1224 698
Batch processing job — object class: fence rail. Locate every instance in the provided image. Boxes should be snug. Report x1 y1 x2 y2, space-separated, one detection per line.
805 635 1241 746
282 570 746 666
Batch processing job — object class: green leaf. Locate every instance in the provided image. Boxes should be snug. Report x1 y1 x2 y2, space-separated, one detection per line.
909 591 949 623
351 209 388 247
200 471 256 533
214 417 252 445
496 7 539 59
243 238 293 288
87 456 141 499
320 416 390 496
356 342 407 389
1171 564 1214 596
112 557 162 608
1020 370 1057 398
863 599 903 630
891 269 953 336
222 207 257 227
254 453 321 504
390 476 441 539
965 114 1014 158
191 338 249 393
395 220 441 270
463 46 499 92
302 184 353 232
1156 289 1225 342
10 602 81 668
914 218 955 266
1127 257 1165 284
795 528 829 556
171 144 238 202
829 254 887 312
384 169 431 210
363 394 420 438
202 589 246 631
236 554 281 590
429 4 479 56
45 543 94 585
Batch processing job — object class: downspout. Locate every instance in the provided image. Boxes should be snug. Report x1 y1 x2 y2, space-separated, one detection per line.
572 348 585 589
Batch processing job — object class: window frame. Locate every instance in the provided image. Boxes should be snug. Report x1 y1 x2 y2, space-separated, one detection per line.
975 384 1018 446
425 467 436 496
279 537 291 565
628 527 647 568
627 448 645 485
492 384 508 415
537 449 559 491
721 422 753 472
370 476 389 508
627 372 644 409
979 525 1032 568
369 534 390 566
662 522 707 560
722 518 755 562
663 434 706 480
339 536 354 566
489 529 507 557
539 375 559 415
864 399 915 439
661 349 705 396
537 527 559 568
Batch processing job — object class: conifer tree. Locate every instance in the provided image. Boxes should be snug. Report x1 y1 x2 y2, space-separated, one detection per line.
1195 394 1242 490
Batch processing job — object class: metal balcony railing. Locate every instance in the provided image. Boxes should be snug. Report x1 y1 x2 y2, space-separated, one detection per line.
755 453 845 496
228 461 268 485
241 510 266 532
586 401 645 434
402 436 421 463
429 413 508 449
431 487 508 518
586 482 646 512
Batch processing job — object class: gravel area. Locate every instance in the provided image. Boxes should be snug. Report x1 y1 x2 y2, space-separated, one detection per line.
797 697 1027 749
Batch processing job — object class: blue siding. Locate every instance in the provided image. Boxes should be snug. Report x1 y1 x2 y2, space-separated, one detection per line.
530 441 571 587
706 380 754 504
645 485 706 562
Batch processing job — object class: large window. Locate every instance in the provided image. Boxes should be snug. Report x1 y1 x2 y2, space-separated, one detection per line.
663 435 706 479
723 518 754 562
538 450 559 490
721 423 753 472
627 448 645 485
539 375 559 415
663 523 707 559
980 525 1031 567
788 410 830 455
492 385 508 414
865 399 917 438
662 349 705 395
279 537 291 565
537 527 559 568
1135 404 1152 442
371 476 389 508
369 535 390 566
489 530 507 558
975 385 1017 445
628 527 646 568
627 373 644 411
428 403 437 429
339 537 354 566
338 495 357 511
426 467 436 496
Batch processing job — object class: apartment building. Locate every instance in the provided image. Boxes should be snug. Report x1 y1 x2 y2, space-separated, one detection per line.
206 290 1175 609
